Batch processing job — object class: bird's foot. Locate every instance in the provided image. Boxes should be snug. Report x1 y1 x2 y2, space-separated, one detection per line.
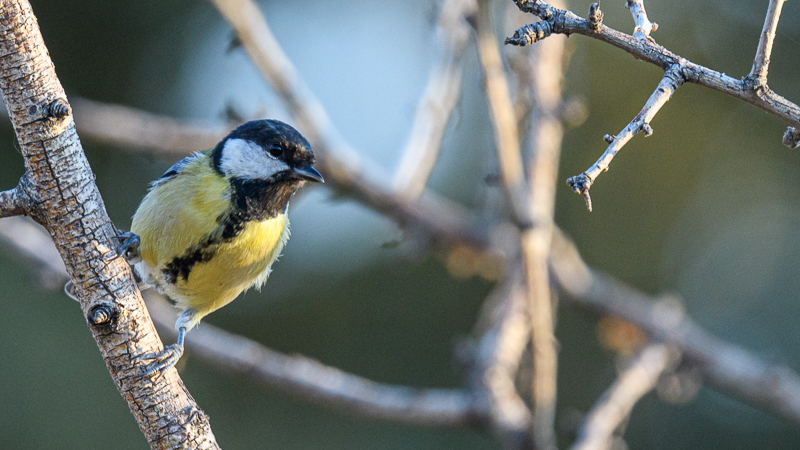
116 229 142 265
133 343 184 379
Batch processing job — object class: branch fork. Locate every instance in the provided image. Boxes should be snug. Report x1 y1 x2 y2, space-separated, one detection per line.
509 0 800 209
566 65 684 210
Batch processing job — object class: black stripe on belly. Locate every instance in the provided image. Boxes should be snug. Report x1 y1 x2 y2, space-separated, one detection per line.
162 235 218 285
161 176 296 284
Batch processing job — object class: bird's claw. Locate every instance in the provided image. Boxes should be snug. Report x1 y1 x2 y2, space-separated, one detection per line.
116 229 142 265
133 343 184 379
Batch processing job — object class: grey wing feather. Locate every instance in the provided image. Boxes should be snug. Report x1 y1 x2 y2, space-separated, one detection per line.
150 152 204 187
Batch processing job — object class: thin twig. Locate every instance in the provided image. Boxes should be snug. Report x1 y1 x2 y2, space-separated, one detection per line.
0 185 25 218
506 1 800 145
572 344 676 450
145 291 482 428
392 0 476 200
566 65 684 209
625 0 658 40
748 0 786 86
549 230 800 426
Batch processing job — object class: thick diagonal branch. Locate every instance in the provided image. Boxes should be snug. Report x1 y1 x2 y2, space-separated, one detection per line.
566 66 684 210
748 0 786 86
572 344 676 450
0 2 219 448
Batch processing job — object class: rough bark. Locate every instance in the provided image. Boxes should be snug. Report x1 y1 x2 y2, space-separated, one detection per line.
0 1 219 448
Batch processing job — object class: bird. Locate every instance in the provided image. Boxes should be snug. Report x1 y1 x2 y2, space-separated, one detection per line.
116 119 323 377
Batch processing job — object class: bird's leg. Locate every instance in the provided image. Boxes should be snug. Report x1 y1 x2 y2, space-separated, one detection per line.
133 309 194 378
134 326 186 379
116 229 142 265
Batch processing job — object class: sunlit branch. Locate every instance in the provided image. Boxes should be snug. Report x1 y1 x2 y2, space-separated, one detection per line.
566 65 683 210
475 0 531 227
747 0 786 86
625 0 657 40
506 0 800 152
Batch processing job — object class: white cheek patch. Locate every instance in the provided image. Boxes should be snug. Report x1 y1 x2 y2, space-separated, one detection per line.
220 138 290 180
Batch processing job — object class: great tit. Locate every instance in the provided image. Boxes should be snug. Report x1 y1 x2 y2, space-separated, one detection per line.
118 119 323 377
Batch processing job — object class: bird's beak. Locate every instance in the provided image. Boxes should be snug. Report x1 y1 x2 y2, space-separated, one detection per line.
294 165 324 183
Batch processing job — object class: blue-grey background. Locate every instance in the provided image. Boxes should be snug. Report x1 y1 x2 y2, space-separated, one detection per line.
2 0 800 448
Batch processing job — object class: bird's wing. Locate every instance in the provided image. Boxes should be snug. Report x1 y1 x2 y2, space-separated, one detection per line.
150 151 209 187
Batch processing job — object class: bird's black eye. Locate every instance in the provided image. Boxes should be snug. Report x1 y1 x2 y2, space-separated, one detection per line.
268 144 283 158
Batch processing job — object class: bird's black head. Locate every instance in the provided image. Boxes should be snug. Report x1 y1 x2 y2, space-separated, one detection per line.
212 119 323 221
212 119 323 183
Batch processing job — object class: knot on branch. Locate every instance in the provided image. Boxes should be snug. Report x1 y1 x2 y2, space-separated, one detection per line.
566 173 593 212
43 98 71 119
505 21 553 46
589 3 603 30
783 127 800 149
641 123 654 137
603 134 616 143
87 302 119 334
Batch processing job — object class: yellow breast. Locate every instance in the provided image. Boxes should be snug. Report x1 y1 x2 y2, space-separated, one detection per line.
131 151 290 327
174 214 289 316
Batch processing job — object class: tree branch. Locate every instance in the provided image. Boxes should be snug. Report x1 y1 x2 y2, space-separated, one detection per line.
550 230 800 426
0 216 68 289
748 0 786 86
144 292 481 429
472 268 534 449
566 65 684 210
509 0 570 446
203 0 506 257
572 344 676 450
506 0 800 166
0 184 26 218
475 0 531 226
3 213 487 430
625 0 658 40
475 3 564 447
392 0 476 200
0 2 219 447
72 97 227 155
